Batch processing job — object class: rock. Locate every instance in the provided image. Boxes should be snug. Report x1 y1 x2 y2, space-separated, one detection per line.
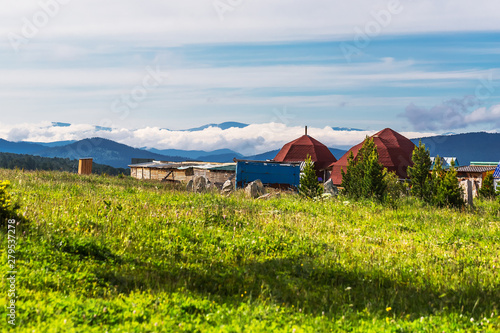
323 179 339 196
257 193 272 200
221 178 235 195
192 175 211 193
186 179 194 192
245 180 265 198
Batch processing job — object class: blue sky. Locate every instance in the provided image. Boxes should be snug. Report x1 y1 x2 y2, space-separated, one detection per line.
1 0 500 153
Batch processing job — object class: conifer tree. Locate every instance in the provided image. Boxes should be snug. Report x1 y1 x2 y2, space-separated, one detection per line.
299 155 322 199
408 140 432 202
434 159 464 208
341 137 387 200
478 173 497 199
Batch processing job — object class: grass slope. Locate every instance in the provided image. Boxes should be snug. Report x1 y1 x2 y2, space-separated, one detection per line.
1 169 499 332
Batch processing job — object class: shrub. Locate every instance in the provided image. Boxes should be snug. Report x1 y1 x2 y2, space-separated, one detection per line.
341 137 386 201
299 155 322 199
408 140 432 202
433 160 464 208
0 180 19 220
478 173 497 199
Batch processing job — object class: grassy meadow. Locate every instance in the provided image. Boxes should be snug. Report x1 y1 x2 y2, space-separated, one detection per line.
1 168 499 332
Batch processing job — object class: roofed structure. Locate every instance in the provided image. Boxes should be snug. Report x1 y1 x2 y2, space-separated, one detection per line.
329 128 415 185
273 127 337 180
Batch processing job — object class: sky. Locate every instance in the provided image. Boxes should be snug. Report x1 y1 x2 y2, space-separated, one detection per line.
1 0 500 154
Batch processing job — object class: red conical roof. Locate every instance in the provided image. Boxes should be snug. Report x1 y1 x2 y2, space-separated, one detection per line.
274 135 337 171
330 128 415 185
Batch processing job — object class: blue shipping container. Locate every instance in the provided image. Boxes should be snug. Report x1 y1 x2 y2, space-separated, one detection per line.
235 160 301 189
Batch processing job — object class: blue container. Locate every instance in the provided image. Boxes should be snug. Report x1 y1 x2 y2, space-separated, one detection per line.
235 160 301 189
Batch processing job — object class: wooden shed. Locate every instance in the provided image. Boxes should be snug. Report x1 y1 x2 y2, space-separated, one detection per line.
78 158 93 175
129 161 235 186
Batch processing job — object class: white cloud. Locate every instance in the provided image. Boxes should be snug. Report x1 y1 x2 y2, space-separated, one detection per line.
1 0 500 47
465 105 500 126
0 121 436 155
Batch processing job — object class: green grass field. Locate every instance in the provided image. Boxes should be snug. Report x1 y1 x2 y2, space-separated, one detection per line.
1 168 499 332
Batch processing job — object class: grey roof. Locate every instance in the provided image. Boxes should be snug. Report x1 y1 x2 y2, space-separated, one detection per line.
456 165 496 173
129 161 235 171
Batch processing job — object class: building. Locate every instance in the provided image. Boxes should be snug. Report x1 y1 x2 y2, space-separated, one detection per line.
129 161 235 187
456 163 497 198
273 127 337 181
329 128 416 186
493 162 500 191
430 157 459 169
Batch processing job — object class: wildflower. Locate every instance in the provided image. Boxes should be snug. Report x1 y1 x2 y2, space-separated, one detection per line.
103 307 107 313
386 307 392 312
345 287 351 291
470 318 474 322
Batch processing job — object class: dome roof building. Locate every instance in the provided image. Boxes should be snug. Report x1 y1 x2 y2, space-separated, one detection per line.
329 128 416 185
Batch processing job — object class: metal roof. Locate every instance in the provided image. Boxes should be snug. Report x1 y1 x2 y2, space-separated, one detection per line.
470 162 499 166
456 165 496 173
128 161 236 171
274 135 337 171
330 128 415 185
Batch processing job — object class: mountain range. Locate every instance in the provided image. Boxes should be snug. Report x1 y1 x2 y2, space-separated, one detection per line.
0 126 498 169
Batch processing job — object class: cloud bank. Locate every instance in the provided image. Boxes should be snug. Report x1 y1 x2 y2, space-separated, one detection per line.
402 97 500 131
0 122 434 155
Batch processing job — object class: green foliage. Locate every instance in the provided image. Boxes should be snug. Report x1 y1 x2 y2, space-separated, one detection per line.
479 173 497 199
384 170 408 207
0 180 19 220
0 152 129 176
299 155 322 198
341 137 387 201
433 159 464 208
408 140 432 202
1 168 499 332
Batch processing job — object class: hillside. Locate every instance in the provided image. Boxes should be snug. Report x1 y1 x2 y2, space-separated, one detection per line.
413 132 500 165
0 152 128 175
36 138 188 168
148 148 243 161
244 148 347 161
0 169 498 331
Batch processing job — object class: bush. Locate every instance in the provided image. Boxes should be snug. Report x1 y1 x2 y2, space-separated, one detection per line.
384 170 408 207
299 155 322 199
0 180 19 220
341 137 386 201
408 140 432 202
478 173 497 199
433 160 464 208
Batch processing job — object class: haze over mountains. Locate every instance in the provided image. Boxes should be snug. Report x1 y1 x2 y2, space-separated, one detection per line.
0 122 498 168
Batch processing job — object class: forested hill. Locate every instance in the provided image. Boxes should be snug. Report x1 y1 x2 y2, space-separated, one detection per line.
0 152 129 175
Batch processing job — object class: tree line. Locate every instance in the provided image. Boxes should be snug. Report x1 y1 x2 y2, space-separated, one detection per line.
299 138 498 206
0 152 129 176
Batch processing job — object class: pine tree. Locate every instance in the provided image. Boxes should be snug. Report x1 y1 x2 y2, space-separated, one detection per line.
299 155 323 199
408 140 432 202
434 159 464 208
478 173 497 199
341 137 387 201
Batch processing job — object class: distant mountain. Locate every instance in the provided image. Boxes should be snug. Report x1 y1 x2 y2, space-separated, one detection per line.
242 148 347 161
331 127 364 131
0 151 128 175
148 148 241 160
0 139 46 154
244 150 280 161
329 148 348 160
36 138 188 168
175 122 249 132
412 132 500 166
51 122 71 127
24 140 77 148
